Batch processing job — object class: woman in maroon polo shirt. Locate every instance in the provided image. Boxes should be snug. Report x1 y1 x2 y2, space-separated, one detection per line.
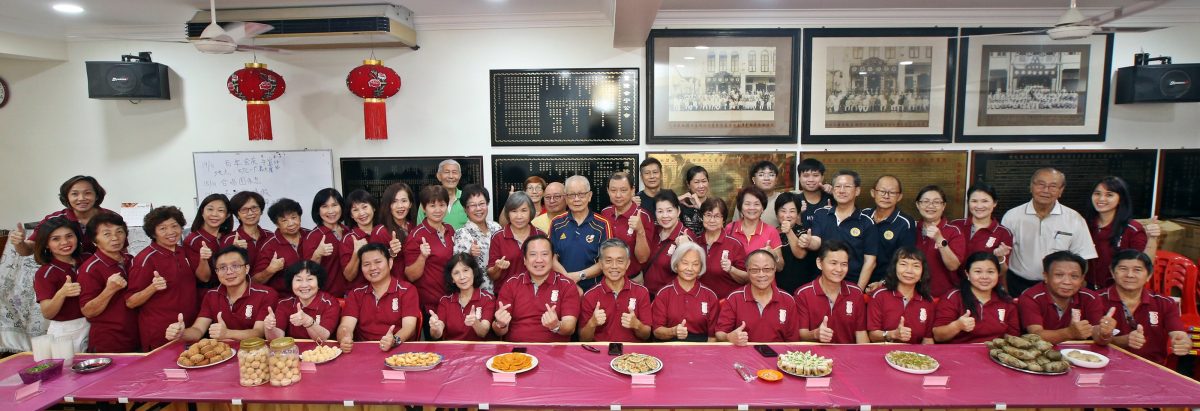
933 252 1020 343
264 261 340 342
696 198 747 299
487 192 542 295
32 217 89 351
1083 176 1159 290
643 190 697 294
404 185 456 312
78 213 138 353
651 242 720 342
11 175 112 258
380 183 415 282
223 191 272 269
302 188 347 296
868 246 935 344
948 183 1014 280
127 206 198 351
429 253 495 341
187 194 233 288
253 199 308 296
340 190 394 292
914 185 968 298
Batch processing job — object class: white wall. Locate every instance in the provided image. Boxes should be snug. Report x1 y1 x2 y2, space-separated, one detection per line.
0 23 1197 224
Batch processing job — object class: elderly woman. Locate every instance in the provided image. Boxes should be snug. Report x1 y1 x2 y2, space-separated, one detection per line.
725 187 783 269
428 253 495 341
264 261 340 342
696 198 747 299
733 161 784 227
487 191 543 295
867 246 936 344
651 242 720 342
222 191 272 270
453 185 502 293
914 185 967 298
127 206 198 351
404 185 456 312
642 190 697 294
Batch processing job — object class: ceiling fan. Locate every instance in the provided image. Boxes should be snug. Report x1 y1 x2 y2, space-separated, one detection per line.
190 0 278 54
963 0 1167 40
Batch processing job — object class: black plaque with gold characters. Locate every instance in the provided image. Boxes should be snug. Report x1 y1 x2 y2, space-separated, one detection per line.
491 154 639 219
1158 149 1200 219
340 156 484 205
648 152 797 210
491 68 639 146
801 151 968 220
971 150 1157 219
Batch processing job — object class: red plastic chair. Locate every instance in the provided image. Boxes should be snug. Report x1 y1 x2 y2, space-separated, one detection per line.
1159 255 1200 328
1151 251 1190 295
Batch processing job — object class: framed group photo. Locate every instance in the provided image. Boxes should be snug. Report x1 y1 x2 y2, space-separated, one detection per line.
955 28 1113 142
802 27 958 144
646 29 800 144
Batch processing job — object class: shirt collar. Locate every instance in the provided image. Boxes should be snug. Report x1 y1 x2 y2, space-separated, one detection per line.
738 284 785 304
671 278 701 296
149 241 181 255
217 283 252 303
1024 201 1064 216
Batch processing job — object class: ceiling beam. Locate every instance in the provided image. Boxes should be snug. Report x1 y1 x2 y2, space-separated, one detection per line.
613 0 662 48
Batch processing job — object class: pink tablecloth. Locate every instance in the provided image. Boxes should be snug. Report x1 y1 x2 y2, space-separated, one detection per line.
0 353 140 411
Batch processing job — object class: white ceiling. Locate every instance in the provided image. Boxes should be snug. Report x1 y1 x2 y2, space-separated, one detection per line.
0 0 1197 39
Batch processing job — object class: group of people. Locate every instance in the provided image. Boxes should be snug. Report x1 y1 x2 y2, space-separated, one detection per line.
9 157 1189 365
670 89 775 112
827 89 930 114
986 86 1080 112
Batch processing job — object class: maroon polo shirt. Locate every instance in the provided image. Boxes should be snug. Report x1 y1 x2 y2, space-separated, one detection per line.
337 225 391 294
1018 282 1105 333
601 205 656 279
487 226 544 295
916 219 968 297
184 229 221 279
254 229 308 296
198 283 278 332
698 234 748 299
643 223 695 294
433 288 496 341
1098 286 1186 364
933 289 1021 343
580 280 653 342
716 284 801 343
78 251 139 353
495 272 581 342
301 224 347 296
652 279 721 338
33 258 83 322
948 218 1014 263
273 292 341 340
221 225 273 273
343 278 421 341
403 221 455 310
867 288 936 344
794 279 868 344
32 207 117 257
130 242 198 351
1087 221 1148 290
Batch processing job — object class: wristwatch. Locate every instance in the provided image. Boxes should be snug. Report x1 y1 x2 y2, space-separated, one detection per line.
938 239 948 249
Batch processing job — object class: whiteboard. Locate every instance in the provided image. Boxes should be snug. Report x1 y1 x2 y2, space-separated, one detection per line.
193 150 334 231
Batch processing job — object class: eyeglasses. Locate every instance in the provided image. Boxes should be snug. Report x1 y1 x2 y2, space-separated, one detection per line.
917 200 945 207
755 172 777 178
239 206 261 214
215 264 246 273
566 192 590 200
544 194 564 201
873 189 900 198
1033 182 1063 191
702 212 724 220
467 201 488 210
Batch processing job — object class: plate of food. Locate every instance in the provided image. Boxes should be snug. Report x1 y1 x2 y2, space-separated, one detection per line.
177 339 236 369
610 353 663 376
300 345 341 364
1060 348 1109 369
71 358 113 374
986 334 1070 375
385 352 444 371
486 352 538 374
777 350 833 378
885 351 940 374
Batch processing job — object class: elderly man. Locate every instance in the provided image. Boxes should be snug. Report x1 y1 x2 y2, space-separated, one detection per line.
579 239 652 342
416 159 469 229
715 249 801 345
1018 251 1109 345
550 175 612 291
531 182 566 233
860 175 915 290
1001 168 1097 296
1098 250 1191 364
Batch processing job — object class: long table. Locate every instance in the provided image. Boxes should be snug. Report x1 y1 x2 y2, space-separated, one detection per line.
6 341 1200 410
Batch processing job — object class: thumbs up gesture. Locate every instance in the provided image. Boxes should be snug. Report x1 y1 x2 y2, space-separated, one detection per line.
58 275 81 298
288 302 308 327
316 240 334 258
1069 317 1094 339
1099 307 1117 337
541 304 560 330
263 307 277 334
267 252 285 274
1171 332 1191 356
628 214 640 236
1128 324 1146 349
232 233 248 250
419 238 432 257
800 200 808 215
9 222 25 246
165 313 186 341
105 273 127 291
632 195 642 206
151 271 167 291
464 306 481 327
494 302 512 327
780 217 793 233
469 240 481 257
720 251 733 273
199 243 212 260
208 312 227 340
730 321 749 346
817 316 834 343
429 310 446 335
353 237 368 255
379 325 397 351
495 256 511 270
389 231 403 256
675 234 692 245
893 317 912 342
957 310 976 333
797 229 813 249
1146 216 1162 238
674 319 688 340
339 333 354 353
994 243 1012 258
590 302 607 326
620 304 640 329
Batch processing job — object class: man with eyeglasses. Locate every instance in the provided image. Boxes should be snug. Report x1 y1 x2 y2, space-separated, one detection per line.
805 170 879 291
550 175 612 291
635 158 663 223
1001 168 1097 296
165 246 276 343
715 249 800 345
531 182 566 233
860 175 915 292
416 159 469 229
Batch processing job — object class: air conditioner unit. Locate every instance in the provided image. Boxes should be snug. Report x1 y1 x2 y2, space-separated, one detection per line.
186 4 417 50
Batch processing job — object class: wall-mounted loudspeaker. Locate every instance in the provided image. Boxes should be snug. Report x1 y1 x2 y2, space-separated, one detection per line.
1115 63 1199 104
85 61 171 100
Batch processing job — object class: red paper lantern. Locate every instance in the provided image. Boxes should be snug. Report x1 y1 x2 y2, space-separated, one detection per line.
346 59 401 140
228 62 286 141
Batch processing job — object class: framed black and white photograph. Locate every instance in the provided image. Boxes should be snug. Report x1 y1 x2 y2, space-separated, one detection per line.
802 28 957 144
646 29 799 144
955 28 1113 142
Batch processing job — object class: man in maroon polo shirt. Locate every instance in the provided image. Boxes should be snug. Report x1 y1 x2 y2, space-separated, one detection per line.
1018 251 1108 344
165 246 276 343
795 240 869 344
580 239 652 342
601 172 654 280
336 243 420 352
715 250 801 345
1098 250 1190 364
493 234 580 342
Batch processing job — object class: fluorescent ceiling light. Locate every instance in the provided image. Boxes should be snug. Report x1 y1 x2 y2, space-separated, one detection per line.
52 4 85 13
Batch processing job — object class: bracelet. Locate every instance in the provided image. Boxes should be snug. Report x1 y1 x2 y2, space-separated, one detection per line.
550 325 561 334
495 322 508 329
304 318 316 328
884 329 894 343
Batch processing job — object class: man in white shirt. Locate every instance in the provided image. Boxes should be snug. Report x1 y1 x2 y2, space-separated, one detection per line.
1001 168 1097 296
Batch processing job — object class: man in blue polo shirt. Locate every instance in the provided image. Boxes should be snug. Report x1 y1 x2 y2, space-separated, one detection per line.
804 170 878 290
551 175 612 291
860 175 915 291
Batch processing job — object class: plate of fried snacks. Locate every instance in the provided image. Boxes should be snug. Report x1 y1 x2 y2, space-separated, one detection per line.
885 350 940 374
177 339 235 369
1060 348 1109 369
385 352 444 371
986 334 1070 375
777 350 833 378
610 353 663 376
300 345 341 364
486 352 538 374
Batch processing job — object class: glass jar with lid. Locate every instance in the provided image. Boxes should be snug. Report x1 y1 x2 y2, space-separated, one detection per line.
268 337 301 387
237 337 268 387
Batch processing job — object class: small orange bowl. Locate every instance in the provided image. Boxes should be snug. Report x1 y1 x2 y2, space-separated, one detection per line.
757 369 783 382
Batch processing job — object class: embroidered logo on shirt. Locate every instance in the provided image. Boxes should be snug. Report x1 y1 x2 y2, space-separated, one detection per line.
778 309 786 324
850 227 862 237
721 250 729 260
550 289 559 303
919 308 927 323
1149 311 1159 325
1071 308 1082 322
845 301 854 315
667 244 676 256
701 302 709 315
985 236 996 248
628 298 637 311
392 298 399 312
998 308 1006 322
559 233 567 240
245 305 254 319
586 234 596 243
883 230 894 240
